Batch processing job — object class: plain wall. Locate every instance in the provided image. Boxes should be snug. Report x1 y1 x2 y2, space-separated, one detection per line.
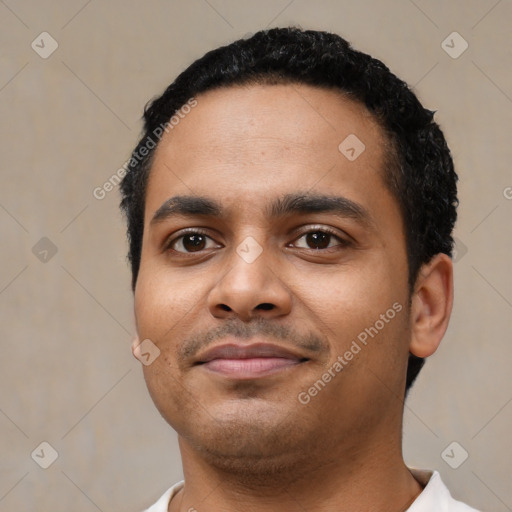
1 1 511 510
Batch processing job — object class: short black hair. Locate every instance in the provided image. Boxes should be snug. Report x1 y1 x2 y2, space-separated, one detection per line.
120 27 458 394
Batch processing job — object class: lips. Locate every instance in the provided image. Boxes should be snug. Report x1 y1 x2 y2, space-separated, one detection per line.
195 342 309 379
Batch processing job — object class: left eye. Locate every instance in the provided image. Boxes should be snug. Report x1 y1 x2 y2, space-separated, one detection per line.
292 230 345 250
169 232 220 253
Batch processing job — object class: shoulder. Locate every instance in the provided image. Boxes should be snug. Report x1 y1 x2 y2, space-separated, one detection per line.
408 469 481 511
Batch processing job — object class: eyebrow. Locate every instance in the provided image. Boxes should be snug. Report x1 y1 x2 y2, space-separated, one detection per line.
268 193 373 227
151 196 222 224
150 192 373 228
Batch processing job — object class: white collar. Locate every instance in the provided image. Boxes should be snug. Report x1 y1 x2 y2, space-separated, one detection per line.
144 470 480 511
407 469 480 511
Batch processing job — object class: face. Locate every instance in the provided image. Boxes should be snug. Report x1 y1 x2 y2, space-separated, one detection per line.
134 84 412 474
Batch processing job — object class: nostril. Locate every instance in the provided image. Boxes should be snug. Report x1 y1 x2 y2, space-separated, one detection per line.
219 304 232 311
257 303 274 311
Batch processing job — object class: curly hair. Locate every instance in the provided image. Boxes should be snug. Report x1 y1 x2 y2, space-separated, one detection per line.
120 27 458 394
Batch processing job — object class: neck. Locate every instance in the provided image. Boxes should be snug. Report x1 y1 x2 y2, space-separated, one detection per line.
169 434 423 512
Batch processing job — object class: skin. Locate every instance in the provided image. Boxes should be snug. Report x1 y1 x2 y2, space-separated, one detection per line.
132 84 453 511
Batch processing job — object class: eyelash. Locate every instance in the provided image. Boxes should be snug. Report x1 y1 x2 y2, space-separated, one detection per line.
288 226 350 251
165 226 350 255
165 228 216 254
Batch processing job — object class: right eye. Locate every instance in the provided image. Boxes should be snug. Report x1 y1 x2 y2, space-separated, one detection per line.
167 230 222 254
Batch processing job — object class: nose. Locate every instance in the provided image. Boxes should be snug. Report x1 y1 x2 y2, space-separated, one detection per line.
207 243 292 322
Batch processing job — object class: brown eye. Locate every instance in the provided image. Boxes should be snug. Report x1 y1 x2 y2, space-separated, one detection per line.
169 231 220 253
305 231 331 249
181 234 206 252
293 229 345 250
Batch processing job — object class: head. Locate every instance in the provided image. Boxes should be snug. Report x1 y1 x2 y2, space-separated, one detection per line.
120 28 457 475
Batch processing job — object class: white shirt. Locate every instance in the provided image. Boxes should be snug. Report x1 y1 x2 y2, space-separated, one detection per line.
143 469 480 511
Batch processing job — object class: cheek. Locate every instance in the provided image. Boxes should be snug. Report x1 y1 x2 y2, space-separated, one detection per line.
134 261 206 341
311 258 410 377
318 261 401 323
134 266 197 421
335 278 409 381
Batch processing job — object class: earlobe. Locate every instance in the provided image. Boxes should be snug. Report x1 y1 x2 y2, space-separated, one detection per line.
409 253 454 358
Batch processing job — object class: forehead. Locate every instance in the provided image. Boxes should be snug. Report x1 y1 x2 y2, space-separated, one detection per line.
144 83 394 224
155 83 384 156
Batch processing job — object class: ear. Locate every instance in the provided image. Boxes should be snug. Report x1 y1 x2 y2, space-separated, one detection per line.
409 253 454 358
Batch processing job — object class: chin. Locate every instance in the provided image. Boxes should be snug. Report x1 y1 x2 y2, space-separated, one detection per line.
173 401 318 483
180 413 318 484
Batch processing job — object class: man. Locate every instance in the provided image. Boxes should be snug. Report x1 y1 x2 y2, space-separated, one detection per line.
120 27 480 511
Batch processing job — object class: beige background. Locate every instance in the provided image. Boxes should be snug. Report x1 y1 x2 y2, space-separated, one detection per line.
1 1 511 510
